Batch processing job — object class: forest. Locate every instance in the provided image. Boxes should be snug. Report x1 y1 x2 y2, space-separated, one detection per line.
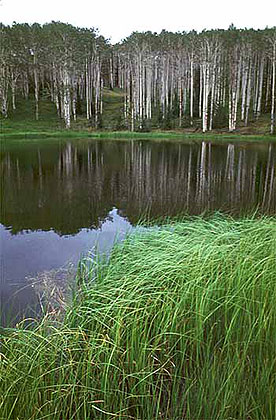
1 22 276 133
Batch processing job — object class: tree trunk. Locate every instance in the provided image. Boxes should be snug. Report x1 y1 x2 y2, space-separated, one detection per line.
202 64 209 133
256 56 264 118
199 65 203 119
245 63 252 126
271 43 276 135
63 67 71 129
33 54 39 120
190 59 194 125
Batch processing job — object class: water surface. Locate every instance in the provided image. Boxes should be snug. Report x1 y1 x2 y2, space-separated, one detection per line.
1 138 275 324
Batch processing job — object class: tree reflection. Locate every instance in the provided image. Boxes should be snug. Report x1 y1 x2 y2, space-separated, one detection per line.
1 140 275 234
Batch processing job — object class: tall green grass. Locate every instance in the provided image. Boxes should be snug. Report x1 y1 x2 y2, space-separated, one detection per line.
1 215 276 419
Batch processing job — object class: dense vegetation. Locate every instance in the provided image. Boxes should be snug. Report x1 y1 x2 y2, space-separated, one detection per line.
1 215 276 419
1 23 276 133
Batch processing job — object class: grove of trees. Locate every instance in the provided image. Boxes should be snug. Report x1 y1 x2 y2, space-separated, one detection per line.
1 22 275 133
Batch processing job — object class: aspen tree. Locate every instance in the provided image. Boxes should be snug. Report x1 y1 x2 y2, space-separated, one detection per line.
1 23 275 133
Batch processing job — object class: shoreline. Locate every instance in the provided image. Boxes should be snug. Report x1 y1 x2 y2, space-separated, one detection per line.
1 129 275 142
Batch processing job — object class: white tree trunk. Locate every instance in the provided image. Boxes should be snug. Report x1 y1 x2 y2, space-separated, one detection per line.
199 65 203 119
271 43 276 135
209 64 216 131
202 64 209 133
33 54 39 120
11 73 17 110
190 59 194 125
256 56 264 118
241 59 248 121
63 68 71 129
245 61 252 126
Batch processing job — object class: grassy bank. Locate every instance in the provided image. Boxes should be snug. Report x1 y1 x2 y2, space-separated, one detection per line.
0 215 276 419
1 95 275 142
1 127 275 143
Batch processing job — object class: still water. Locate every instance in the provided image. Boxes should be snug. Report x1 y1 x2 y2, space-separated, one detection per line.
1 138 275 323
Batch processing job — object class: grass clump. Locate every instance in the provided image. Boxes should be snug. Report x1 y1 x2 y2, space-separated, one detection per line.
1 215 276 419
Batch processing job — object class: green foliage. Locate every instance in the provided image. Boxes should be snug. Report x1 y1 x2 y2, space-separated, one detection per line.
213 105 229 128
136 119 152 132
1 216 276 419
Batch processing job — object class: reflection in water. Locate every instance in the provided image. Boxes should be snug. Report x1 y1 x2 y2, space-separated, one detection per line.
0 208 131 325
0 139 275 323
1 140 275 236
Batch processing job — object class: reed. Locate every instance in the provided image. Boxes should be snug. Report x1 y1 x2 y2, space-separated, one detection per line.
1 215 275 419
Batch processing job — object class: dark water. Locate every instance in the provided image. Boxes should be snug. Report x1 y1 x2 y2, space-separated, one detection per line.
1 138 275 324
